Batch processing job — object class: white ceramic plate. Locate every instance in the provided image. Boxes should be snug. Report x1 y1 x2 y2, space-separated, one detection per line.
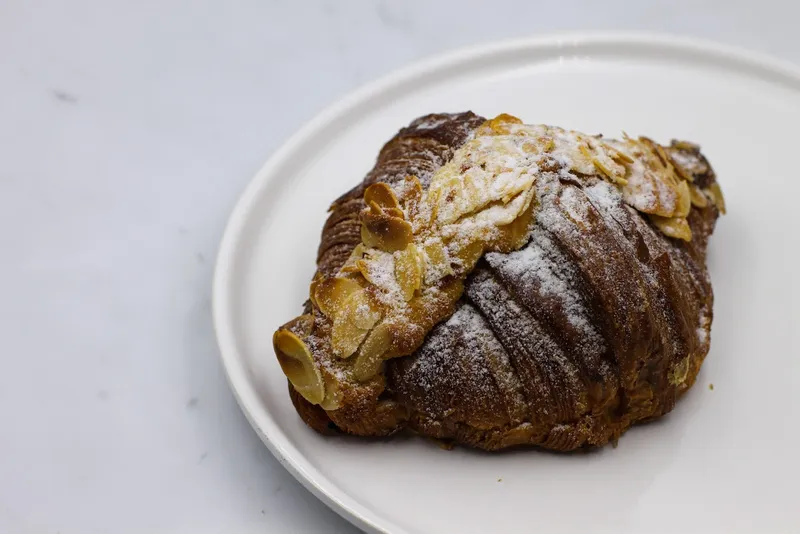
214 34 800 533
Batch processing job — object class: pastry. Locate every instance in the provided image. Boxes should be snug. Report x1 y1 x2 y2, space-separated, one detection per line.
273 112 725 451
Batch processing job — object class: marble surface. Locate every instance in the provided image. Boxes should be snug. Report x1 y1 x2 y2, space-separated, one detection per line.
1 1 799 532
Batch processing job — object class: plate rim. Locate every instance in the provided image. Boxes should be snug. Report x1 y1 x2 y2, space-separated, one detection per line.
213 32 800 534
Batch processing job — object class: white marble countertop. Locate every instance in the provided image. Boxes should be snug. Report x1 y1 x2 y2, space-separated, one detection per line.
2 1 799 532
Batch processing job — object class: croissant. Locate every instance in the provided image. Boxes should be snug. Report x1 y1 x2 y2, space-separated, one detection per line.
273 112 725 451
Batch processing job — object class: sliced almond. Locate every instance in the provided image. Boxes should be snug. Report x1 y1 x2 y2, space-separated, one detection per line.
461 173 481 206
584 137 627 184
668 153 694 182
361 210 414 252
450 239 485 277
650 214 692 242
610 146 634 164
689 184 709 208
522 141 540 154
339 263 362 274
343 289 381 330
475 113 523 136
356 254 397 293
384 207 406 219
422 239 452 283
273 329 324 405
356 258 378 288
672 140 700 151
331 311 370 359
354 323 392 381
313 277 361 318
676 180 692 218
575 143 597 175
395 244 423 301
339 244 366 273
707 183 726 214
592 157 627 185
653 142 674 172
318 380 342 411
496 198 535 252
364 182 401 211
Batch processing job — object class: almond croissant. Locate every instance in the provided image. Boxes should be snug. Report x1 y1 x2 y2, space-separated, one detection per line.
274 112 724 451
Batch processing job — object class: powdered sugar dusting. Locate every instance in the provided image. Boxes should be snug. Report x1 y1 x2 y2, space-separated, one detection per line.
410 305 497 393
486 228 604 354
465 270 585 420
398 303 529 422
359 251 402 302
584 180 627 221
559 185 591 224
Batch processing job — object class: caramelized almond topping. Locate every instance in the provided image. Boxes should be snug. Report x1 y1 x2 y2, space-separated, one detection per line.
273 329 324 404
650 214 692 241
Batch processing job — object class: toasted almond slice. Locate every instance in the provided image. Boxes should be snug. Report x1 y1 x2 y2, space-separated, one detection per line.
650 214 692 242
676 180 692 218
313 277 361 318
318 380 342 411
384 207 405 219
356 258 377 287
572 141 596 174
356 255 398 293
707 183 726 214
361 210 414 252
451 240 485 277
475 113 523 136
422 239 452 283
342 290 381 330
667 152 694 182
690 190 708 209
273 329 325 404
592 157 627 185
366 199 384 214
496 197 535 252
461 173 482 206
331 312 370 359
339 243 366 272
672 139 700 151
354 323 392 381
610 146 634 164
521 141 540 154
653 142 674 172
395 244 423 301
364 183 401 211
340 263 361 274
689 184 709 208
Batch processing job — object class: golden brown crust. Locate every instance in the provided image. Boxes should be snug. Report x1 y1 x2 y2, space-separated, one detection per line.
277 112 721 451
